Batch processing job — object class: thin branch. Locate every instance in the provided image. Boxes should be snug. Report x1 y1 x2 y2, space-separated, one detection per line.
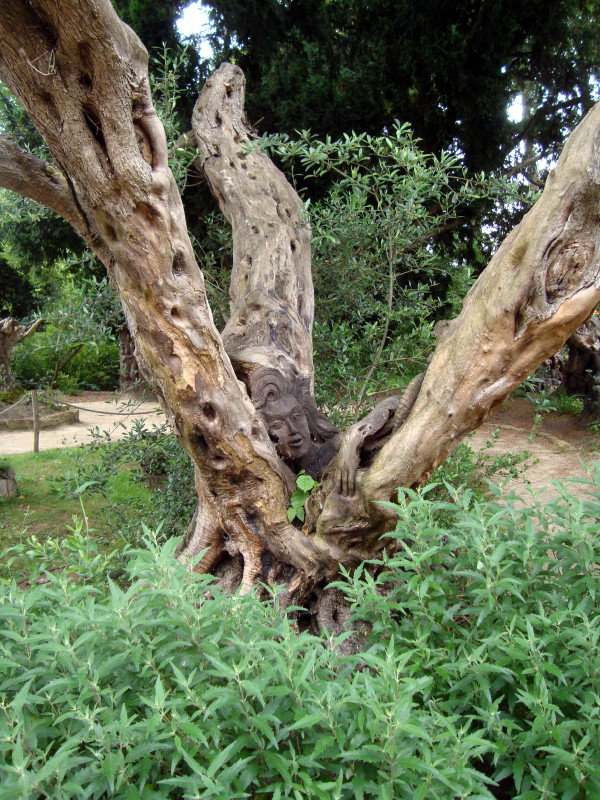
503 151 556 178
522 174 546 189
511 96 584 150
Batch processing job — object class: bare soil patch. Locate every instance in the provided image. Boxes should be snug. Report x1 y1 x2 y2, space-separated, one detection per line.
468 396 600 502
0 390 164 455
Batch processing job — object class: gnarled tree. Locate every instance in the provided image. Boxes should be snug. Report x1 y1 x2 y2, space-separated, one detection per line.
0 317 42 387
0 0 599 617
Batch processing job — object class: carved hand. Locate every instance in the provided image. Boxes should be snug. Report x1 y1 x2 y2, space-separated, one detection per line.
334 440 361 497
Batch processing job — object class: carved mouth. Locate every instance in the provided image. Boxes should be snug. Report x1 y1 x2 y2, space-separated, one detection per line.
288 435 303 448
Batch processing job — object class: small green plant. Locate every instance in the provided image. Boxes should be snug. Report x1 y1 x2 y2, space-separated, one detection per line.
50 418 196 539
522 388 557 440
0 385 25 405
551 386 585 415
0 457 13 474
3 472 600 799
432 437 530 504
287 470 318 522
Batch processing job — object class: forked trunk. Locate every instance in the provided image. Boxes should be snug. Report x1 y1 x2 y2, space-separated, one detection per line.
0 0 599 618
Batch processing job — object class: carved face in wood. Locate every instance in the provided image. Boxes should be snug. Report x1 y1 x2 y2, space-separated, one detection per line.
263 394 312 460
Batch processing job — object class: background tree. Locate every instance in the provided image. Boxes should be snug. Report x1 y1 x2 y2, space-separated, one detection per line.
204 0 600 171
0 1 207 391
0 0 598 613
0 255 37 320
10 275 122 393
201 0 600 326
0 317 42 388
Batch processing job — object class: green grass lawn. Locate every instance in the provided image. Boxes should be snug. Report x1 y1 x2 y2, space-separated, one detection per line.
0 447 153 580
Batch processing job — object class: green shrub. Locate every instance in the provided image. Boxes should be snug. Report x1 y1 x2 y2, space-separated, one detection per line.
11 275 122 391
2 471 600 798
57 340 120 391
433 436 531 502
336 467 600 799
0 527 492 800
51 420 196 540
550 387 585 416
13 338 119 392
0 385 25 404
259 127 528 404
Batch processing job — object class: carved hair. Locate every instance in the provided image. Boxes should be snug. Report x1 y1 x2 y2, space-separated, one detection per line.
249 367 339 442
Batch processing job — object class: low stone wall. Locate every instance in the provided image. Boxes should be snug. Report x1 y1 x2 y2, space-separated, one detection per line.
0 407 79 432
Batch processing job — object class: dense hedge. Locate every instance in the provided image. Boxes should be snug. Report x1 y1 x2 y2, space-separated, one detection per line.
1 471 600 799
12 339 120 393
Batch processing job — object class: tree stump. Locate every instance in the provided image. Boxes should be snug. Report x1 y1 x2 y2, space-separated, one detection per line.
0 464 17 498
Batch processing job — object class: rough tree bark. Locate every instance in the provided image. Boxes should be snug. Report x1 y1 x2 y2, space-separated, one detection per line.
0 317 42 386
0 0 599 613
118 326 142 392
562 315 600 416
0 0 347 604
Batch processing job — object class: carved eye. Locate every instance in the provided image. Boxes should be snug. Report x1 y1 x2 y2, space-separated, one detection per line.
270 420 284 430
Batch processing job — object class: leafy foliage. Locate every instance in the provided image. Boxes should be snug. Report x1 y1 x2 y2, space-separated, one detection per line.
3 471 600 798
433 436 531 501
258 126 531 412
11 276 121 391
51 420 196 541
205 0 600 170
287 470 318 523
335 468 600 798
150 46 202 192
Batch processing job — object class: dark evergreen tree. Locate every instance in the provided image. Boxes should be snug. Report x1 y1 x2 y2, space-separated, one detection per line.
0 257 37 319
204 0 600 170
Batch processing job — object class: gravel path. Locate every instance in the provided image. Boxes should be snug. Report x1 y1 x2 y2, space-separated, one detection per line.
1 392 599 505
0 393 165 455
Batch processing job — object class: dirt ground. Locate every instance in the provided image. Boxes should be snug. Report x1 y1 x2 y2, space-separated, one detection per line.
0 391 165 455
1 391 599 502
467 395 600 502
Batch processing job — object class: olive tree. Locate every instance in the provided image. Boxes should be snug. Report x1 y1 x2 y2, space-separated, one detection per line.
0 0 599 615
0 317 42 386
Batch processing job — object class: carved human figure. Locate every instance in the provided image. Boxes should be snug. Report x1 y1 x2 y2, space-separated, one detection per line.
251 367 402 496
262 393 339 481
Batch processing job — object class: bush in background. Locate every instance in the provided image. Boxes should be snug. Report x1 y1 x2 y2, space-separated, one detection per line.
51 420 196 541
11 275 122 392
13 338 119 392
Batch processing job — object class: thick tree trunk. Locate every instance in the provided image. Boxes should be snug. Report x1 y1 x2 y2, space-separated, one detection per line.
118 326 142 391
562 315 600 416
0 0 344 603
0 317 42 387
1 0 599 609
